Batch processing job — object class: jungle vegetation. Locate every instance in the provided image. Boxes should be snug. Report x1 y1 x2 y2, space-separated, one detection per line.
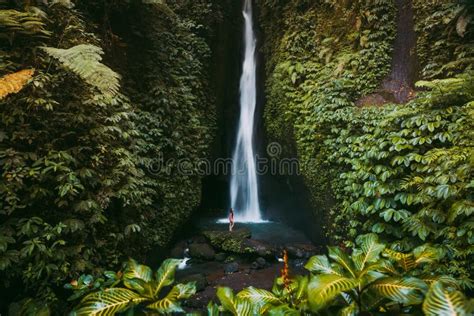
0 0 473 315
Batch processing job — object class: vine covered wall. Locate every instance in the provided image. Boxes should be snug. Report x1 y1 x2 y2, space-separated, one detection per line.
258 0 473 288
0 0 226 307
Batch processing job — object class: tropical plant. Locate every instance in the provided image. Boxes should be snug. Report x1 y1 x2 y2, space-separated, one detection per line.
209 235 473 315
0 68 34 99
423 279 474 316
305 234 426 314
70 258 195 315
41 45 121 97
1 0 220 308
258 0 474 289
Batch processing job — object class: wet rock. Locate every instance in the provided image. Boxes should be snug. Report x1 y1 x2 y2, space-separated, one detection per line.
215 253 227 262
203 228 252 254
242 239 277 257
224 262 239 274
179 273 208 292
251 257 267 270
256 257 267 267
286 244 320 259
189 243 215 260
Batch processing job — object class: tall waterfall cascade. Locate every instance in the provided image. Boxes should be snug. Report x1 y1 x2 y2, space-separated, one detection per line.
229 0 264 223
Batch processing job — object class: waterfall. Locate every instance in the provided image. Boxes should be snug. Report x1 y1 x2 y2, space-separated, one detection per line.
229 0 263 223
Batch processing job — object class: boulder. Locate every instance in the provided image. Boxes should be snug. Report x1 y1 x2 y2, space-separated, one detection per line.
203 228 252 254
189 243 215 260
256 257 267 267
251 257 267 270
224 262 239 274
203 229 279 257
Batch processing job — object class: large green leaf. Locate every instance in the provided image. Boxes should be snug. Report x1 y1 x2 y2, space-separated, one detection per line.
369 277 427 306
383 249 416 272
217 287 255 316
237 287 282 306
412 244 442 265
207 301 219 316
70 288 147 316
423 280 471 316
294 275 309 302
216 287 238 315
153 259 181 297
352 233 385 271
146 282 196 313
267 304 300 316
307 274 358 311
123 259 152 293
234 297 254 316
328 247 357 277
305 255 344 275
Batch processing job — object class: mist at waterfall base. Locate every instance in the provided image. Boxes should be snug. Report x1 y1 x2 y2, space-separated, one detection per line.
221 0 267 224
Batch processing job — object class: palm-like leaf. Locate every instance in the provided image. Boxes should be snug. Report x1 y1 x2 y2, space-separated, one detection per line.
423 280 471 316
305 255 344 276
146 282 196 313
123 259 152 293
41 44 121 97
412 244 442 265
307 274 358 311
217 287 255 316
0 10 50 38
207 301 219 316
70 288 146 316
153 259 181 297
294 275 309 302
383 249 416 272
217 287 238 315
352 234 385 271
369 277 427 305
328 247 357 277
237 287 282 306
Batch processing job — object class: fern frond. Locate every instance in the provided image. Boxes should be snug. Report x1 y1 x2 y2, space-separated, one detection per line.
41 44 121 97
0 10 50 39
0 69 34 100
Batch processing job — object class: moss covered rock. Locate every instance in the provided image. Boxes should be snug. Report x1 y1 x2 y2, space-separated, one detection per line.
202 229 277 257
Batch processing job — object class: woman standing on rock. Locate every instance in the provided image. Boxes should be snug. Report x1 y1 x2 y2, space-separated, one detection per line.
229 208 235 232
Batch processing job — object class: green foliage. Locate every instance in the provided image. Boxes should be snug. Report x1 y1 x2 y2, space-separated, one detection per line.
0 0 219 309
331 73 474 287
258 0 474 289
423 279 474 316
211 236 472 315
305 234 434 313
413 0 474 79
41 44 121 97
70 258 195 315
0 9 50 42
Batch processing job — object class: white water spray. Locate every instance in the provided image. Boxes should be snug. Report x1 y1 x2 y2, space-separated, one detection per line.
229 0 264 223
